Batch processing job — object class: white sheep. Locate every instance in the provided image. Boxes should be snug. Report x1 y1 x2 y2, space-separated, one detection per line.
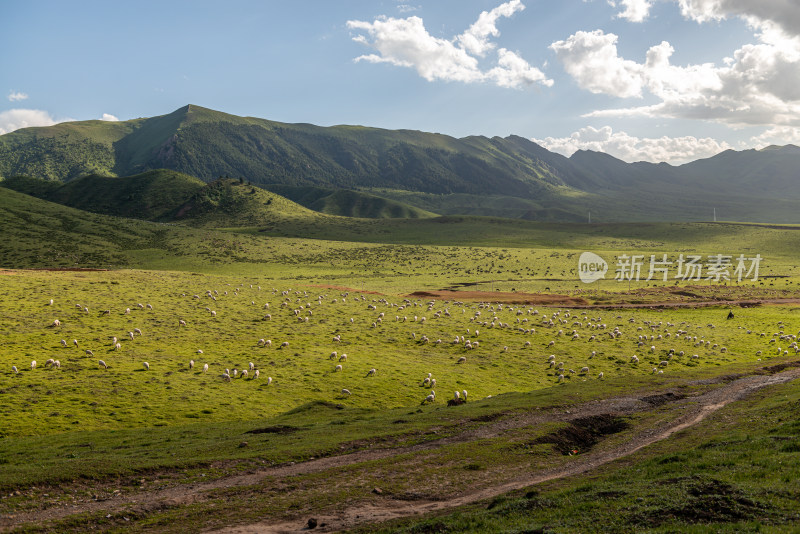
597 372 604 379
341 388 351 396
280 341 289 349
241 369 248 378
179 319 187 326
51 319 61 327
134 328 142 336
580 366 589 374
73 339 79 347
143 362 150 370
249 362 255 371
85 349 94 356
60 339 67 347
98 360 108 369
339 354 347 362
203 363 209 373
423 390 436 404
254 370 260 379
267 376 273 385
54 360 61 368
189 360 195 370
334 364 343 372
115 343 122 351
430 378 436 388
457 356 467 364
366 368 377 376
11 365 18 374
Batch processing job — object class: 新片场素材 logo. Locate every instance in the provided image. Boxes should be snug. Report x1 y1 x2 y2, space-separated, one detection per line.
578 252 608 283
576 252 762 284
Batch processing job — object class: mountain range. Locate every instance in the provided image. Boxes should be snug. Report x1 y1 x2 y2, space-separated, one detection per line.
1 104 799 223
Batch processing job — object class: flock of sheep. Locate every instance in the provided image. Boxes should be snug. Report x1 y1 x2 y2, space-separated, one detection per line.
6 281 791 413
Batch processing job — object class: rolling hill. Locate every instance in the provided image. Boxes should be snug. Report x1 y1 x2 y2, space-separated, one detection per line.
262 185 436 219
2 104 800 222
0 171 438 223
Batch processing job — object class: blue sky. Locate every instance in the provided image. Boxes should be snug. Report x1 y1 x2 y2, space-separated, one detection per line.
2 0 799 164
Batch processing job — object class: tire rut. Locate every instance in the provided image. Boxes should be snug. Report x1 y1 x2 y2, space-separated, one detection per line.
2 368 798 533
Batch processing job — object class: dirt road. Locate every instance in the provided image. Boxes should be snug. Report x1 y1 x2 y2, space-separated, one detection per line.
3 365 798 533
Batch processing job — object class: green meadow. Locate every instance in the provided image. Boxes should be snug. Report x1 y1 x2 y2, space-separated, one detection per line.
1 186 800 532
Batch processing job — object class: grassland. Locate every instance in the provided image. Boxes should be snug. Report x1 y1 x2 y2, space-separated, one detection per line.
1 187 800 532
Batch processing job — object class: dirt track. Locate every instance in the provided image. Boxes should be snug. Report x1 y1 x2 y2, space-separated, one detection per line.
3 366 798 533
210 367 800 533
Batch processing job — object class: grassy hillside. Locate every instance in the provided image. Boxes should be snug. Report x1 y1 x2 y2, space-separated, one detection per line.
0 118 137 181
5 185 800 300
3 170 206 221
171 177 327 227
263 184 437 218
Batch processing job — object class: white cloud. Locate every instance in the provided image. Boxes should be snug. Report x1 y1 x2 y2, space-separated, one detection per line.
533 125 732 164
749 126 800 148
347 1 552 89
457 0 524 56
550 30 644 98
100 113 119 121
0 109 59 135
348 16 484 83
487 48 553 88
616 0 653 22
7 91 28 102
396 4 419 14
553 23 800 127
676 0 800 37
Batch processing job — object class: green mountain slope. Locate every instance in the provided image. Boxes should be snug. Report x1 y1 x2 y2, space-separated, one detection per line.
0 105 569 198
0 185 171 268
52 170 205 221
3 105 800 223
263 185 437 219
171 177 326 227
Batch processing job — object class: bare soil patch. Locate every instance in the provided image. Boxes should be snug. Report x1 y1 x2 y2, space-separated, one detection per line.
526 413 630 455
406 290 589 306
639 392 687 406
